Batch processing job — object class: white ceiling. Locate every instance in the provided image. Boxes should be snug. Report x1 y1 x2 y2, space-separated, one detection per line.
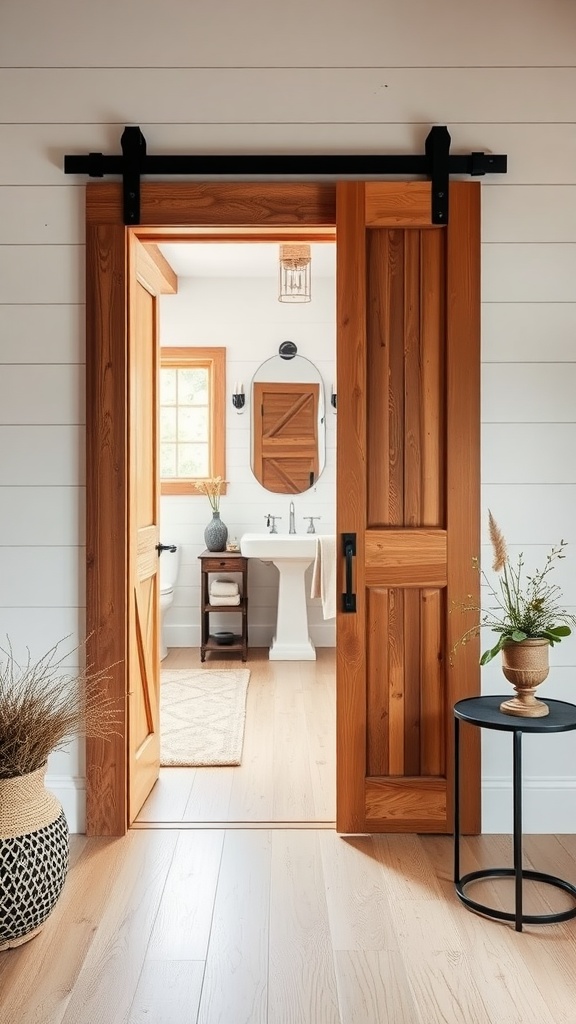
158 241 336 279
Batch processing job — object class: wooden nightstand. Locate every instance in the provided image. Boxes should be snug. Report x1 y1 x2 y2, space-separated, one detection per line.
198 550 248 662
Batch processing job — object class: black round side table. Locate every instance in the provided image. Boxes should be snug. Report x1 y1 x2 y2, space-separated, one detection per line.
454 695 576 932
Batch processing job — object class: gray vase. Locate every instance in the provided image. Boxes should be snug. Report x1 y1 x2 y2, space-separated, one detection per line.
204 511 228 552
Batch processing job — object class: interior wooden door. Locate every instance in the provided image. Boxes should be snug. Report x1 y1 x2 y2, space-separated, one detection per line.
253 380 320 493
336 181 481 834
127 240 177 821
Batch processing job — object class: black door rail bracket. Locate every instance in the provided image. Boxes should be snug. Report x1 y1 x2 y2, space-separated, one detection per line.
64 125 507 226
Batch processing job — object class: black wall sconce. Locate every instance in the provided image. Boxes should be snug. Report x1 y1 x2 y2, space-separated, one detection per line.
232 382 245 414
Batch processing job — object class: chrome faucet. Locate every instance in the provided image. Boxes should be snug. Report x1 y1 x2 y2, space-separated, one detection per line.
289 501 296 534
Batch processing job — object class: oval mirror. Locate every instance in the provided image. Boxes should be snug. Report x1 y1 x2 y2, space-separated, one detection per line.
250 346 326 494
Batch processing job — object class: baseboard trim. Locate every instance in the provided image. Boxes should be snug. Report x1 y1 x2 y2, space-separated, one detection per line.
45 774 85 835
482 776 576 833
56 774 576 835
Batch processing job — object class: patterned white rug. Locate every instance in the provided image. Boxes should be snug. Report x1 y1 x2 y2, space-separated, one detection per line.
160 668 250 767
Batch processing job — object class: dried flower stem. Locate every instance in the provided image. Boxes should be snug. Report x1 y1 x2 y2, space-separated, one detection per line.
0 637 121 779
193 476 225 512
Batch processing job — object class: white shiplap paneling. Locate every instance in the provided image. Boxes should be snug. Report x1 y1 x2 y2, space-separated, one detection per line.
482 424 576 482
2 69 576 125
481 303 576 362
0 426 84 484
0 487 85 545
0 547 84 606
0 364 84 424
482 363 576 422
482 244 576 302
0 185 85 244
482 186 576 243
482 485 576 543
0 607 85 659
0 304 85 363
1 0 574 67
0 245 84 304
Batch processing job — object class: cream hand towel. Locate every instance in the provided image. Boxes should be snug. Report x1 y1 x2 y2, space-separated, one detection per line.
210 578 239 597
310 535 337 620
209 594 241 606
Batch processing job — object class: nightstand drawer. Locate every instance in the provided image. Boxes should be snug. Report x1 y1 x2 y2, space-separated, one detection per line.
201 555 247 573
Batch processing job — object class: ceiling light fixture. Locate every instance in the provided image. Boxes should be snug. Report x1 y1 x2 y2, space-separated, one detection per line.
278 244 311 303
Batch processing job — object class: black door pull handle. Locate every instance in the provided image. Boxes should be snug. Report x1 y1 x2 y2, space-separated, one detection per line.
156 543 177 554
342 532 357 613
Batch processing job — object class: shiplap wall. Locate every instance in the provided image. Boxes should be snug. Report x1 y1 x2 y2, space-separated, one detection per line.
0 0 575 832
159 272 336 650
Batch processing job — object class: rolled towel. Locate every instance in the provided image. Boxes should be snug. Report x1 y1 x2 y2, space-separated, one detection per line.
210 578 239 597
209 594 241 606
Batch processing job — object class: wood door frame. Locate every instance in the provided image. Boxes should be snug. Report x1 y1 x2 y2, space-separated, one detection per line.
85 181 480 836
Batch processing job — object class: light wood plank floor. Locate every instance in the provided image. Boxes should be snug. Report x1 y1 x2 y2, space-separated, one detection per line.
136 647 336 826
4 650 576 1022
2 830 576 1023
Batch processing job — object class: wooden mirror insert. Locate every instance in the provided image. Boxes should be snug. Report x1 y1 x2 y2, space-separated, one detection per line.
250 349 326 494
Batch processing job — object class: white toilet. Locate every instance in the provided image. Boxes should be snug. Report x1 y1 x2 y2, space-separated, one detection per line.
159 545 180 661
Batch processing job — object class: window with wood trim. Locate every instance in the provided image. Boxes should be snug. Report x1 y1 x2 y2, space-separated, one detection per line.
159 347 226 496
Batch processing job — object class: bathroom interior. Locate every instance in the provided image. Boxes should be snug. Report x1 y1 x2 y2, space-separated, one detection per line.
139 237 337 824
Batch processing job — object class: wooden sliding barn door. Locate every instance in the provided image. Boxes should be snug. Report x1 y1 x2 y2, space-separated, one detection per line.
336 182 481 834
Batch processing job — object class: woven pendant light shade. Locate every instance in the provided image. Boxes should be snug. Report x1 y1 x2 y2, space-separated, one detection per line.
278 244 311 303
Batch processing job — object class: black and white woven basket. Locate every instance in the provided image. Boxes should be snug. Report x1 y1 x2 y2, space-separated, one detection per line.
0 766 69 950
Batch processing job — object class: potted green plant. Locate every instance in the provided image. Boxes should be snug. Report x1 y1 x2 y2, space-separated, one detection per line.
455 512 576 718
0 637 118 950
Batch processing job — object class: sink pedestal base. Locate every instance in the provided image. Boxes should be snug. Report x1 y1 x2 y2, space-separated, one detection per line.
268 558 316 661
269 639 316 661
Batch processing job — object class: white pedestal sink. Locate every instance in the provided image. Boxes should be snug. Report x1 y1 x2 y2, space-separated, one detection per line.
240 533 317 660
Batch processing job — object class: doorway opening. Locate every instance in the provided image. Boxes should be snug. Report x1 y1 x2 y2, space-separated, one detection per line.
136 233 338 828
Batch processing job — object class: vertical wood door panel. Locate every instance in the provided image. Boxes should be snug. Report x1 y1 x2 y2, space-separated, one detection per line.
387 587 405 778
366 587 390 777
337 181 480 835
420 230 445 526
128 247 162 822
420 588 445 777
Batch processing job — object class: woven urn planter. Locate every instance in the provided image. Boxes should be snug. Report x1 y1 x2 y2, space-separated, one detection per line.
499 638 550 718
0 766 69 950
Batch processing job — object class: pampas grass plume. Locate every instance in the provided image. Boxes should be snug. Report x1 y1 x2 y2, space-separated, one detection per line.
488 510 508 573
